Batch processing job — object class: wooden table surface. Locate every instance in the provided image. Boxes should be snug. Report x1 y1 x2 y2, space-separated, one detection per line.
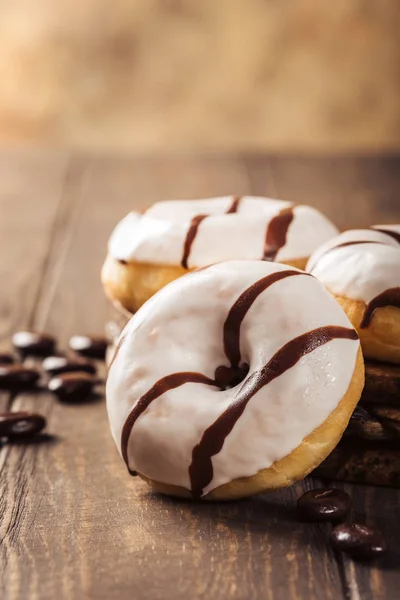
0 151 399 600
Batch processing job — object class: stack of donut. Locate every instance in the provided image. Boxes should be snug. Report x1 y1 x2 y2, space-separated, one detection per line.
104 196 399 498
306 225 400 486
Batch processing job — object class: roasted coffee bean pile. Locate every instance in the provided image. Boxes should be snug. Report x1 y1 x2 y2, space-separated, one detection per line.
0 329 108 441
297 488 387 560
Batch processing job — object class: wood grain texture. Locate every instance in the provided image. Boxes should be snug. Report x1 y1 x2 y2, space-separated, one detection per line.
0 152 399 600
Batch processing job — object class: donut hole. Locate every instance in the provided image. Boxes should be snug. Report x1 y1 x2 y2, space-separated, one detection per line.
214 363 250 391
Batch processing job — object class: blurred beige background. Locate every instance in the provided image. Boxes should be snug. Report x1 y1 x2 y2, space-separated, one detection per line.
0 0 399 151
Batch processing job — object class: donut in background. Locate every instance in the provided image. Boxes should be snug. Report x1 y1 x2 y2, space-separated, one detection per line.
102 196 339 312
307 225 400 364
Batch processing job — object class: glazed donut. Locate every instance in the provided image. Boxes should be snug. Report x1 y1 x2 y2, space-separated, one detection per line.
101 196 338 312
106 261 364 501
306 225 400 364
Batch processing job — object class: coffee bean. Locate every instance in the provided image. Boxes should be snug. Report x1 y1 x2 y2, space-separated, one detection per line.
0 364 40 389
0 353 14 364
0 412 46 438
43 355 97 377
331 523 387 559
297 488 352 522
12 330 56 358
48 372 95 403
68 335 108 360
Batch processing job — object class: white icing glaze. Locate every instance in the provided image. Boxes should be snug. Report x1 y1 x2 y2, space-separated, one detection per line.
306 226 400 303
108 197 339 266
106 261 359 496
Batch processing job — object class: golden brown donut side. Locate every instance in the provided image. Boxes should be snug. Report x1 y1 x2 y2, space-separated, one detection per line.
334 295 400 364
138 347 364 501
101 255 192 313
101 255 309 313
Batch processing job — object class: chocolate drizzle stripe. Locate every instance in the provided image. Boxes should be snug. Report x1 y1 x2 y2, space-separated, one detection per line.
181 198 242 269
307 240 383 272
121 372 218 471
360 287 400 328
373 228 400 245
226 196 241 214
108 334 126 371
189 325 358 498
222 270 310 370
181 215 208 269
334 240 383 250
263 206 295 261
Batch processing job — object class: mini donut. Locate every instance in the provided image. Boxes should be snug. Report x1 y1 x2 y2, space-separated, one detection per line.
306 225 400 364
106 261 364 501
101 196 338 312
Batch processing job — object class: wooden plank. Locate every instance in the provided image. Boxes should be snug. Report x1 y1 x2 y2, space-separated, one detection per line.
1 153 399 600
0 149 70 344
0 151 79 600
0 150 68 486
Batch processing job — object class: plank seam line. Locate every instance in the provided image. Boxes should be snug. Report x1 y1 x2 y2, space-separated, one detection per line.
29 158 90 331
25 154 73 329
